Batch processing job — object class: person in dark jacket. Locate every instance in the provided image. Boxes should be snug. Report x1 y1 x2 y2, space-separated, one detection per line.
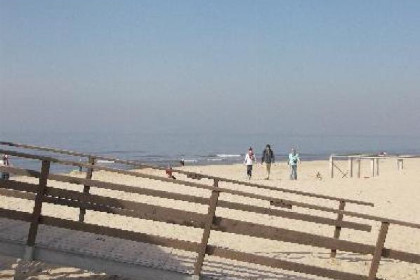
261 144 275 179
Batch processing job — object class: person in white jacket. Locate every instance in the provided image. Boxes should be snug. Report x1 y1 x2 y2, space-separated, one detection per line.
244 147 256 180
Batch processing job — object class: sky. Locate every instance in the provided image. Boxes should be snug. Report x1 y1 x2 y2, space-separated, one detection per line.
1 0 420 136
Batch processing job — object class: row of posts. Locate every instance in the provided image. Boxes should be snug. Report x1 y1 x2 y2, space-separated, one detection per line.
329 156 405 178
24 157 96 260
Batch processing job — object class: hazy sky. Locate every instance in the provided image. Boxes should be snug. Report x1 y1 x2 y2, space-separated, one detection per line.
1 0 419 136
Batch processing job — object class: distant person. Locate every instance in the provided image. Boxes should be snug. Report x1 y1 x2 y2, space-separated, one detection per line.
261 144 275 180
78 158 83 172
1 154 10 180
165 165 176 179
244 147 256 180
179 159 185 166
288 148 300 180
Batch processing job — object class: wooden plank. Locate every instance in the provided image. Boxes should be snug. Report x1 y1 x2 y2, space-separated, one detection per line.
0 142 91 158
44 186 204 220
368 222 389 279
218 200 371 232
79 156 95 222
0 149 56 162
331 201 346 258
39 215 200 252
194 180 220 276
0 179 38 194
42 195 208 228
348 158 353 177
48 173 209 205
0 166 41 178
212 217 376 255
207 246 368 280
181 171 372 206
0 188 35 200
385 249 420 264
0 207 32 222
26 160 50 246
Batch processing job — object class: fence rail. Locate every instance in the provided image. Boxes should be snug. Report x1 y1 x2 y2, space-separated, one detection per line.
1 145 420 280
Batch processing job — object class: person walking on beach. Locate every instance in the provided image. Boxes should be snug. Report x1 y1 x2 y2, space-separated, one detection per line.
1 154 10 180
244 147 256 180
288 148 300 180
261 144 275 180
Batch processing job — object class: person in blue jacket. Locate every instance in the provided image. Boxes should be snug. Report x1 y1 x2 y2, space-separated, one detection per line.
288 148 300 180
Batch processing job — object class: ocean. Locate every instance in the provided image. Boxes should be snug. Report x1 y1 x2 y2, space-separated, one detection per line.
1 131 420 174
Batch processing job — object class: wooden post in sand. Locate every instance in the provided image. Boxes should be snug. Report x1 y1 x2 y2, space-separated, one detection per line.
370 159 375 178
397 158 404 171
330 200 346 258
79 156 95 222
194 179 220 279
348 158 353 178
368 222 389 280
375 158 379 176
25 160 50 260
356 158 361 178
329 156 334 178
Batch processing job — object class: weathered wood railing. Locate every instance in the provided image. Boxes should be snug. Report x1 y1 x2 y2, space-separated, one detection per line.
0 141 374 255
0 149 420 280
0 141 374 205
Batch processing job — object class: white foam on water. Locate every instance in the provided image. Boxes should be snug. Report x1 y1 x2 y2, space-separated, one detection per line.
216 154 241 158
96 160 115 164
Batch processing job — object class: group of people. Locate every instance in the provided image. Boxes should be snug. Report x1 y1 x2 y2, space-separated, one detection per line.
244 145 300 180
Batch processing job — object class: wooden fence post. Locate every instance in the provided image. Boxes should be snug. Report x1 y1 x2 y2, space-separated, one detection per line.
330 200 346 258
368 222 389 280
371 159 375 177
397 158 404 171
348 158 353 178
357 158 361 178
375 158 379 176
79 156 95 222
193 179 220 279
24 160 50 260
329 156 334 178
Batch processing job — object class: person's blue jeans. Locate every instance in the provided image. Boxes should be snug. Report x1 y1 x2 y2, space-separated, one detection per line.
290 165 297 180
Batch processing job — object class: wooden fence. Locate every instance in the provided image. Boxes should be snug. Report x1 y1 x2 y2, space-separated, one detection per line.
0 145 420 279
329 154 417 178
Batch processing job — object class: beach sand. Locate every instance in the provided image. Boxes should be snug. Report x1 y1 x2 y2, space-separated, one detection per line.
1 158 419 279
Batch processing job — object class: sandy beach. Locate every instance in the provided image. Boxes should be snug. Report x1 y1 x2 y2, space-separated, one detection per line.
1 157 420 279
